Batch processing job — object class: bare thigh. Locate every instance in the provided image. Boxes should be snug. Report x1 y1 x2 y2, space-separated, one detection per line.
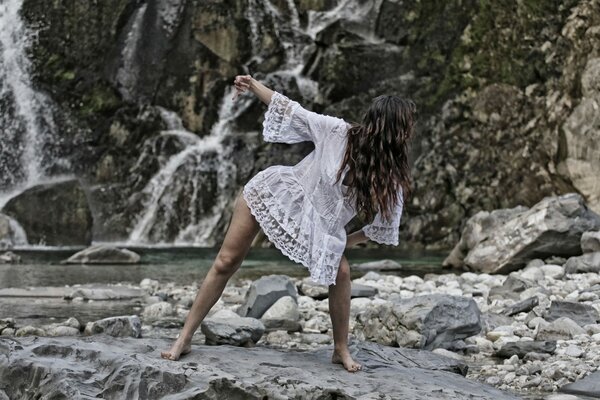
213 190 261 274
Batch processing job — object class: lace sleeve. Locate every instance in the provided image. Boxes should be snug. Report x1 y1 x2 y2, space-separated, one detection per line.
262 91 345 145
362 188 404 245
262 92 311 144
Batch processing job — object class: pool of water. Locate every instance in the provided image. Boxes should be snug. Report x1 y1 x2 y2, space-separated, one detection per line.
0 246 448 289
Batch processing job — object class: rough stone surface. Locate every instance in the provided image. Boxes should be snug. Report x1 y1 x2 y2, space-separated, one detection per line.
63 245 141 264
84 315 142 338
536 317 586 341
201 309 265 346
445 194 600 273
581 231 600 253
545 301 600 327
0 336 520 399
237 275 298 318
355 295 482 350
1 179 93 246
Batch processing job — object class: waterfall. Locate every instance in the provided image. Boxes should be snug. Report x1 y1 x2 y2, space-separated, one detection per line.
0 0 64 208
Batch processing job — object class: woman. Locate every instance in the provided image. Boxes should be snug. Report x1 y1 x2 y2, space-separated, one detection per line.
161 75 416 372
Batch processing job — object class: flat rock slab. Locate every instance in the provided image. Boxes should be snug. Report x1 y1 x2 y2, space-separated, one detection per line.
0 284 143 300
0 336 520 399
561 371 600 398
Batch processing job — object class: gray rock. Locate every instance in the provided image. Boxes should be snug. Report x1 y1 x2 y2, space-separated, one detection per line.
494 341 556 359
545 301 600 326
581 231 600 253
15 326 46 337
298 277 329 299
0 251 20 264
142 302 175 321
560 371 600 398
46 326 80 337
445 194 600 273
351 283 378 298
237 275 298 318
260 296 301 332
536 317 586 340
352 259 404 271
504 296 539 316
0 318 15 331
84 315 142 338
201 309 265 346
355 295 482 350
564 252 600 273
489 275 532 300
481 313 514 332
0 328 15 336
2 179 93 246
63 244 140 264
65 284 144 300
0 335 520 399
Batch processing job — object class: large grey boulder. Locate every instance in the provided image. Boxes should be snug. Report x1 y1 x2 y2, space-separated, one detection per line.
201 309 265 346
84 315 142 338
0 335 520 399
237 275 298 318
581 231 600 253
1 179 93 246
444 194 600 273
545 301 600 327
63 245 141 264
355 295 482 350
0 213 27 249
564 252 600 273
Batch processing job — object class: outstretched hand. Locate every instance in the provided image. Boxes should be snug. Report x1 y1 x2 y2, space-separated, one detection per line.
232 75 252 101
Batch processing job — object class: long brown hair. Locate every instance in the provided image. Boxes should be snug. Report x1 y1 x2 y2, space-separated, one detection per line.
335 95 417 224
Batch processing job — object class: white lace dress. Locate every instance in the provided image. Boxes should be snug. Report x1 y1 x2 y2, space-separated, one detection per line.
242 92 404 286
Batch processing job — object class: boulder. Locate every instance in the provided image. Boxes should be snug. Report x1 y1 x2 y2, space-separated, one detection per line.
0 251 20 264
544 301 600 326
351 283 378 298
142 302 175 321
84 315 142 338
1 179 93 246
237 275 298 318
15 326 46 337
581 231 600 253
62 245 140 264
355 295 482 350
536 317 586 340
494 341 556 359
0 213 28 249
0 336 520 399
260 296 301 332
298 277 329 299
201 309 265 346
444 194 600 273
564 252 600 273
46 326 80 337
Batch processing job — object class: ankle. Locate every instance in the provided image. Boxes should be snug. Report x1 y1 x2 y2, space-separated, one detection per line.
334 344 350 354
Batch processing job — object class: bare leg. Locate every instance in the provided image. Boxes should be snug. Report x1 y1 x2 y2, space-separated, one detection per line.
328 255 362 372
161 192 260 360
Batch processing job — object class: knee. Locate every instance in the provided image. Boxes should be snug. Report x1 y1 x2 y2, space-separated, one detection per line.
336 258 351 283
213 252 242 276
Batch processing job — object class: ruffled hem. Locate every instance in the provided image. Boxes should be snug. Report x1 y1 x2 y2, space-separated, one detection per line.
362 225 399 246
242 169 341 286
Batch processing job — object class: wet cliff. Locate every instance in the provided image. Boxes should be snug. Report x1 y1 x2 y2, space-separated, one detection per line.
1 0 598 249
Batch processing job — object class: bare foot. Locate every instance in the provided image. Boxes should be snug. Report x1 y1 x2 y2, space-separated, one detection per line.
161 337 192 361
331 348 362 372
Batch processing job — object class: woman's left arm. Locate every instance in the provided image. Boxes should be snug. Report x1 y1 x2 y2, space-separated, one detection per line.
233 75 274 105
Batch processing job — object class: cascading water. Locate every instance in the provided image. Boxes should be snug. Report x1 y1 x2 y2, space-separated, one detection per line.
124 0 355 246
0 0 64 208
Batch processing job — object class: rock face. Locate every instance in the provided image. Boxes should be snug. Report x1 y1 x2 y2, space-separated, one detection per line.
63 244 141 264
445 194 600 273
355 295 482 350
1 180 93 246
0 335 520 399
237 275 298 318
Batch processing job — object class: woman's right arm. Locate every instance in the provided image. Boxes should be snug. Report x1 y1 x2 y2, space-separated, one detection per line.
233 75 274 105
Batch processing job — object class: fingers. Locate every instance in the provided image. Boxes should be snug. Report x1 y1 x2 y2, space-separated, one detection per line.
232 74 252 101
